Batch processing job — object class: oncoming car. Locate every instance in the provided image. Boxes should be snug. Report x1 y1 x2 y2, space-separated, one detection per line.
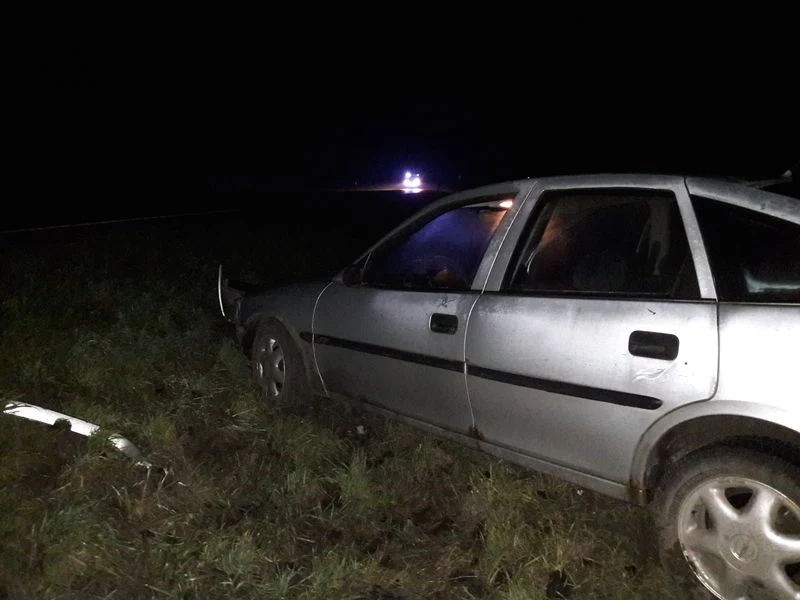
402 171 422 193
220 174 800 600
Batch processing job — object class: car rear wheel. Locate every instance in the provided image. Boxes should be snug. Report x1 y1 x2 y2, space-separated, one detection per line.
251 320 310 406
653 447 800 600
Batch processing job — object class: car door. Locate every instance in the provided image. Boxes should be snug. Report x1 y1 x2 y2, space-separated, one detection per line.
465 176 720 485
312 185 527 433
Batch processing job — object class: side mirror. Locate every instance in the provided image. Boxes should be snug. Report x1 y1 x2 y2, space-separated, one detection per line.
341 263 364 287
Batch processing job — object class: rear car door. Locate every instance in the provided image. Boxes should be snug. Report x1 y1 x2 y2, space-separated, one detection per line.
464 176 719 487
313 185 526 433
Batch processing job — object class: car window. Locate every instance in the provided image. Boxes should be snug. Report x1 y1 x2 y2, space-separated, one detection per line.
362 198 511 291
505 189 699 298
692 196 800 303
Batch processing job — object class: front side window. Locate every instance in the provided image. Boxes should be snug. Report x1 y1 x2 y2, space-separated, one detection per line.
506 189 699 298
692 196 800 303
362 197 512 291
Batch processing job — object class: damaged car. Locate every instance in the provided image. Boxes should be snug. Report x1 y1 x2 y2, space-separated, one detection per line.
220 174 800 600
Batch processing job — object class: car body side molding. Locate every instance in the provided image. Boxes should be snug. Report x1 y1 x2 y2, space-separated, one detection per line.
467 365 663 410
307 332 664 410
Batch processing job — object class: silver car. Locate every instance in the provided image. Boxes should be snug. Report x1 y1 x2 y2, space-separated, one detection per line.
219 174 800 600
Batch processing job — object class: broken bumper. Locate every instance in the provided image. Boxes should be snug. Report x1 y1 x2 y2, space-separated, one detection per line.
3 401 150 467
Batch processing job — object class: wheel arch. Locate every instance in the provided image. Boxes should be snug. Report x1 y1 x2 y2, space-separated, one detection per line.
632 401 800 503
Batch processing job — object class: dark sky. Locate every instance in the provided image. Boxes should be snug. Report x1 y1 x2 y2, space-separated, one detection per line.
209 88 797 192
25 49 800 198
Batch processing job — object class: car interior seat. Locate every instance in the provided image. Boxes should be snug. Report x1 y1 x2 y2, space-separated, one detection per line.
571 248 632 292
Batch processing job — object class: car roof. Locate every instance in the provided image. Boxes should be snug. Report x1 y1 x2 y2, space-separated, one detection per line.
686 177 799 224
430 174 798 224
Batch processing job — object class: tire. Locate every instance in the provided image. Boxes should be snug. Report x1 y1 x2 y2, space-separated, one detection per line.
250 320 311 406
652 446 800 600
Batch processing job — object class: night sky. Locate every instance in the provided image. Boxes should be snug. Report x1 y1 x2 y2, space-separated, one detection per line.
19 53 800 224
207 87 797 193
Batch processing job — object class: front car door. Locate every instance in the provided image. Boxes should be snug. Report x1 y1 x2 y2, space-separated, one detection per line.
313 182 532 434
464 175 720 498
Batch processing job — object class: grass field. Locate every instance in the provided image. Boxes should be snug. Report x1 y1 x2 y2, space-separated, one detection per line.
0 196 686 599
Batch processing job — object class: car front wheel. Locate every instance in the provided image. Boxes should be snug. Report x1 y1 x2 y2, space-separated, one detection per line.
251 320 310 406
653 447 800 600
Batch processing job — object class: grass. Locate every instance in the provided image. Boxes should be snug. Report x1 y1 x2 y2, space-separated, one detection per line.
0 203 686 599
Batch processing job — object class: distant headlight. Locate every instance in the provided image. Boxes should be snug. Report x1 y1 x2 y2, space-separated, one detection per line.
403 172 422 191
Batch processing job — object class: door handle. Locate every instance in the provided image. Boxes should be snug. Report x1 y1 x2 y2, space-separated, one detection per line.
628 330 679 360
430 313 458 334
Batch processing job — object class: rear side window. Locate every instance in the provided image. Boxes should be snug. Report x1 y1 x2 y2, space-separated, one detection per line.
505 189 699 298
692 196 800 303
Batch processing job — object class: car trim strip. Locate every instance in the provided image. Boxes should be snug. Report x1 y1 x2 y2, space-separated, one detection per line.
310 333 464 372
466 366 663 410
305 332 664 410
